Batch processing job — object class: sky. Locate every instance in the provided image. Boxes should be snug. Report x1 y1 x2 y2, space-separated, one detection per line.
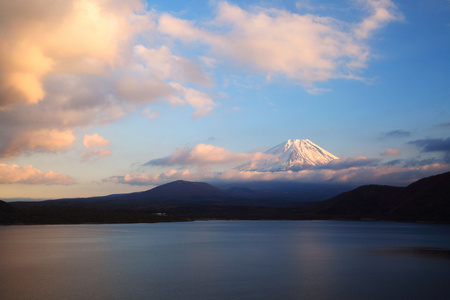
1 0 449 200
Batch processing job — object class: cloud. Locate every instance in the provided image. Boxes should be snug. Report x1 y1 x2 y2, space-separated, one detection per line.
81 133 112 162
83 133 111 148
134 45 212 86
316 156 378 170
142 108 161 120
0 0 217 158
0 0 151 108
1 129 76 157
144 144 269 167
105 169 191 186
158 0 401 89
353 0 402 39
381 148 401 156
168 83 216 119
383 130 411 139
0 163 75 185
409 137 450 153
81 149 112 162
0 74 128 158
129 142 449 186
386 157 450 168
106 163 450 187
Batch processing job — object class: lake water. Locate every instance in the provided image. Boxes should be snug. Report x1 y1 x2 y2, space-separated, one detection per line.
1 221 449 300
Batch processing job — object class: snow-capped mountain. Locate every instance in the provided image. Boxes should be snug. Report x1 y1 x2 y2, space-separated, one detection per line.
237 139 338 172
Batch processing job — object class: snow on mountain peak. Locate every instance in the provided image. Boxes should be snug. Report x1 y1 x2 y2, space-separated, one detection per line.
237 139 338 172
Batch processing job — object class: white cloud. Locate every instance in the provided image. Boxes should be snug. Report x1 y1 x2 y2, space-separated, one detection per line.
134 45 212 85
168 83 216 119
158 1 401 89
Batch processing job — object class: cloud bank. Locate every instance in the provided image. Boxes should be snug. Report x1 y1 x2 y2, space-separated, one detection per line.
110 142 450 187
106 163 450 187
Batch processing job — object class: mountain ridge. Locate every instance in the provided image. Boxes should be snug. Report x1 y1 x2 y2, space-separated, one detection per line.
315 171 450 221
2 171 449 224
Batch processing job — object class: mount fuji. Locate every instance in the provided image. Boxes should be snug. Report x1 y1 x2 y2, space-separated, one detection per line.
237 139 338 172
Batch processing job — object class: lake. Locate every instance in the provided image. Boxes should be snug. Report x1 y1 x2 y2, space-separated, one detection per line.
1 221 449 300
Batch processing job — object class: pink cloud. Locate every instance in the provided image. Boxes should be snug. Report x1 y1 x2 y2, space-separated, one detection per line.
81 133 112 162
144 144 270 167
0 163 75 185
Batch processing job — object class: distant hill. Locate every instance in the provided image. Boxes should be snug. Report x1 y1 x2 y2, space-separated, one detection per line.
0 200 14 213
129 180 231 200
315 171 450 222
4 172 450 224
13 180 232 209
0 200 16 224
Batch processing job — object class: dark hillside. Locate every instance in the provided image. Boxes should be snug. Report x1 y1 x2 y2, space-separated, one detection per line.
315 171 450 222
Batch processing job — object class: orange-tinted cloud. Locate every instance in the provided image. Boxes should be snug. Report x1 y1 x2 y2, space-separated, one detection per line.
81 133 112 162
0 0 151 108
0 163 75 185
83 133 111 148
0 0 216 158
2 129 76 157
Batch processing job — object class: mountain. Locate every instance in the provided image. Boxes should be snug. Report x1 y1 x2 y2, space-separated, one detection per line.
237 139 338 172
5 172 449 224
315 171 450 222
23 180 232 207
0 200 14 213
126 180 231 200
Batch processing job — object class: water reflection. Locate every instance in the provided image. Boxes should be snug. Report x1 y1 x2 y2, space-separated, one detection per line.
375 246 450 260
0 221 449 300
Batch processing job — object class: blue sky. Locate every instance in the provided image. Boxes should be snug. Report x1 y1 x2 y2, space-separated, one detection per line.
0 0 449 199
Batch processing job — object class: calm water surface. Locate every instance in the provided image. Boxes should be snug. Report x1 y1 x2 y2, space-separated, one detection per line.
1 221 449 300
